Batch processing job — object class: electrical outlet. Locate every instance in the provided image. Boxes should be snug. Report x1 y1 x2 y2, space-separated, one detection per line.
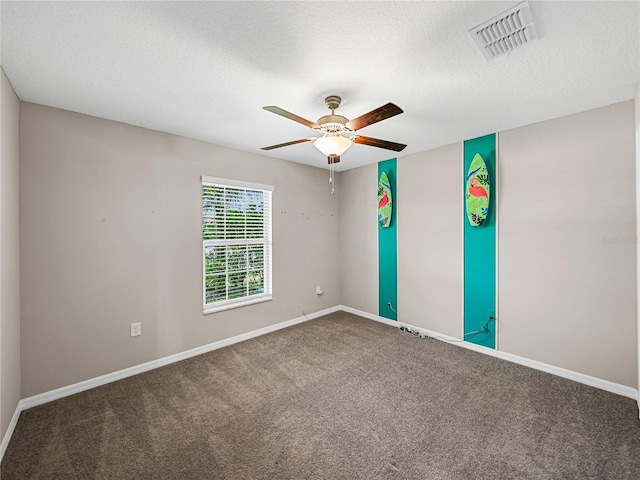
316 286 323 295
130 322 142 337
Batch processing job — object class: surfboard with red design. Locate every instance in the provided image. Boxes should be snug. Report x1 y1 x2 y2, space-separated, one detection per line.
466 153 490 226
378 171 392 227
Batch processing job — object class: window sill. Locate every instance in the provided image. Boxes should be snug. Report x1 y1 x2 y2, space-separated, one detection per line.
203 295 272 315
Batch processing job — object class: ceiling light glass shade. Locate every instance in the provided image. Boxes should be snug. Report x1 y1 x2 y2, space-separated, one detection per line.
313 134 352 157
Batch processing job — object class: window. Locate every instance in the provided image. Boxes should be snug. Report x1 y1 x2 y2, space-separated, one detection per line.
202 176 273 314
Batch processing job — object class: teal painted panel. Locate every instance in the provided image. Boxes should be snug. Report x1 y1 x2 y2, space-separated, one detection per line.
464 134 496 348
378 158 398 320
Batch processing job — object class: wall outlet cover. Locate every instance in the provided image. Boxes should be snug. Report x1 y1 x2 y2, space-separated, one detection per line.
130 322 142 337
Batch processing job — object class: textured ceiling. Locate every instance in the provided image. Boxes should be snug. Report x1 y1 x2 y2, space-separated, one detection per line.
1 1 639 171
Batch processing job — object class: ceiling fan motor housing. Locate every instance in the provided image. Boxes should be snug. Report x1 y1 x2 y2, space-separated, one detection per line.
317 114 350 135
317 95 351 134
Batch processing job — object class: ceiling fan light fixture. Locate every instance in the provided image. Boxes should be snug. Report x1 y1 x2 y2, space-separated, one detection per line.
313 134 352 157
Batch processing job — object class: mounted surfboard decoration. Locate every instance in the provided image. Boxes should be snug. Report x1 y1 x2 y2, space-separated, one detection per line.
378 171 393 227
466 153 490 226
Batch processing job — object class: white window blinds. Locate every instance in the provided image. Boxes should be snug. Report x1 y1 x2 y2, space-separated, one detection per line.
202 176 273 314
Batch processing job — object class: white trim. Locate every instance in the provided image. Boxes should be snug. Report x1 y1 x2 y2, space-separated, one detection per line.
201 179 273 311
395 158 400 322
636 123 640 418
0 401 22 461
203 294 272 315
340 305 638 401
201 175 274 192
3 303 636 461
636 105 640 417
494 132 500 351
0 306 335 459
460 142 465 341
19 306 339 412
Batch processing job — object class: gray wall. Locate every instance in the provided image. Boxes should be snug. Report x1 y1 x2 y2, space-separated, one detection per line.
499 101 637 387
1 69 21 437
339 164 378 314
399 143 463 338
10 97 640 399
341 100 637 388
19 103 341 398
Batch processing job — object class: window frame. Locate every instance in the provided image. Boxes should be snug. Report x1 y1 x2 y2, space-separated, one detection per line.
201 175 273 314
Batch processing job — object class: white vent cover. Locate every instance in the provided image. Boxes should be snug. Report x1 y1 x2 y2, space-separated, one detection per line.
469 1 539 61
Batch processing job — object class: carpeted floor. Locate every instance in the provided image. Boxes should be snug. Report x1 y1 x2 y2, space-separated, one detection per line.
2 311 640 479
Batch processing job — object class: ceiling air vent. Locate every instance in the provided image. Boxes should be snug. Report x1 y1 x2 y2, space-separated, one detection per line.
469 1 539 61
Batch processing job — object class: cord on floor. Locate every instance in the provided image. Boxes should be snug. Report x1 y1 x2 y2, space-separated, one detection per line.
398 317 495 344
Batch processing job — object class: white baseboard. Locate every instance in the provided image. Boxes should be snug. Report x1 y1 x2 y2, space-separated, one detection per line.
20 305 340 411
1 305 339 461
3 303 637 462
340 305 639 401
0 401 23 461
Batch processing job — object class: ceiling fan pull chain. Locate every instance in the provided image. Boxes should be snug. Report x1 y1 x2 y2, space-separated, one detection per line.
332 166 335 195
329 161 335 195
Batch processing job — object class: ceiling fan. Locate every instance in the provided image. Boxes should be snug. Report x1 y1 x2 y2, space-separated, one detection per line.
261 95 407 164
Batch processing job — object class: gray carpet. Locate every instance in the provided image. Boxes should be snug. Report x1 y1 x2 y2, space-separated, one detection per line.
2 311 640 479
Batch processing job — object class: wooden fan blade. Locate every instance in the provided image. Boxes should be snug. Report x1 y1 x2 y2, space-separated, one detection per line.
263 106 319 129
345 103 403 131
261 138 313 150
353 136 407 152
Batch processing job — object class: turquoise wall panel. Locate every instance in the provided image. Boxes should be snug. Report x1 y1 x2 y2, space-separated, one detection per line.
378 158 398 320
464 134 496 348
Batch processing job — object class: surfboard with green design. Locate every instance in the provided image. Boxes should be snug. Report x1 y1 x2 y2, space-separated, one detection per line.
466 153 490 226
378 171 392 228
